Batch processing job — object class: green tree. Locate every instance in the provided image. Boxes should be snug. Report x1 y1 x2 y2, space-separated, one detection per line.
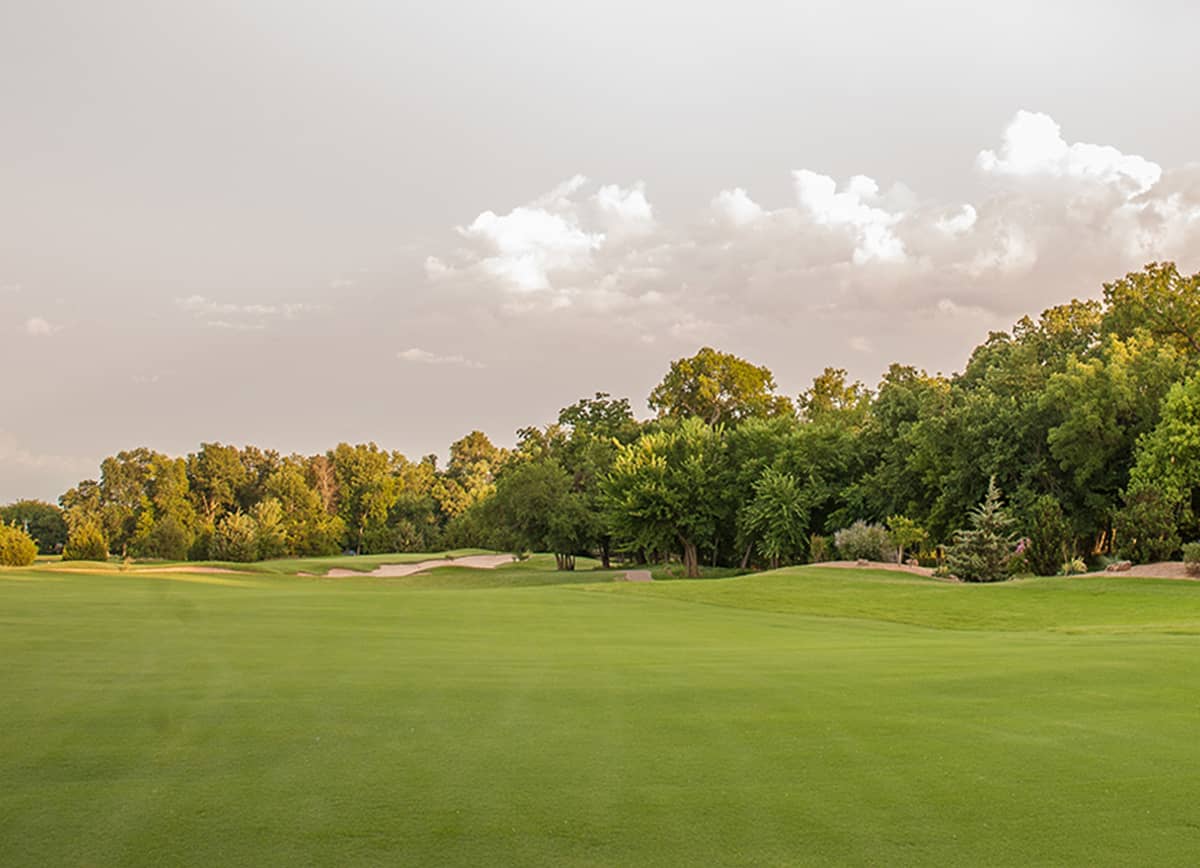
210 512 260 562
62 519 109 561
605 417 726 577
886 515 927 564
946 478 1016 582
1023 495 1073 577
648 347 793 426
488 460 592 569
0 500 67 554
1103 262 1200 359
739 468 808 569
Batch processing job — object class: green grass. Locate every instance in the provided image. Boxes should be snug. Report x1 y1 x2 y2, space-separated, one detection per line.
3 560 1200 865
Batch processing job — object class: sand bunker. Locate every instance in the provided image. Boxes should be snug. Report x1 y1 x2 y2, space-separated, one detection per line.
323 554 515 578
619 570 653 582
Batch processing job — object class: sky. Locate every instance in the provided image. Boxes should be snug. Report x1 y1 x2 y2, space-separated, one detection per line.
3 0 1199 502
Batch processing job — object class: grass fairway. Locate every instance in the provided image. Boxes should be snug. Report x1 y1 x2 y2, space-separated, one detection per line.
3 560 1200 865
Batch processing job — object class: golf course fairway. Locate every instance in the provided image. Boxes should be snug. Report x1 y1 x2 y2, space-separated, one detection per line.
3 558 1199 866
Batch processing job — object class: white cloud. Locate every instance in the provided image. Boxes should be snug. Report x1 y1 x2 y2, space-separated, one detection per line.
792 170 907 264
978 110 1161 195
426 111 1200 353
712 188 765 226
398 348 484 369
24 316 59 336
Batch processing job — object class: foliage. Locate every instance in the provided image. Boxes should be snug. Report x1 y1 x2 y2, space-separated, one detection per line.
1183 543 1200 577
62 520 109 561
648 346 793 426
0 523 38 566
604 417 726 577
1023 495 1073 577
1115 484 1180 563
946 478 1016 583
886 515 926 564
833 521 893 562
0 500 67 554
1059 557 1088 576
209 512 260 562
808 534 832 564
739 468 808 568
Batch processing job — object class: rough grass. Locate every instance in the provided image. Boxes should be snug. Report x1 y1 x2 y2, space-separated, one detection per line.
4 559 1200 865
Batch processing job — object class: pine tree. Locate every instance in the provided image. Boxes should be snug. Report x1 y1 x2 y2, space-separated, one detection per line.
946 477 1015 582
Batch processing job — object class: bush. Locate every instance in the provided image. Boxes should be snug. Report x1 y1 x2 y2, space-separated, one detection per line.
1058 557 1088 576
946 478 1015 583
209 512 260 562
1024 495 1072 577
62 521 110 562
1115 484 1180 563
833 521 894 562
0 523 38 566
1183 542 1200 577
808 534 831 564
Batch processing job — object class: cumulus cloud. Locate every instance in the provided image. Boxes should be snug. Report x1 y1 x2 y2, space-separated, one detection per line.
24 316 60 336
398 348 484 369
978 110 1161 195
426 111 1200 358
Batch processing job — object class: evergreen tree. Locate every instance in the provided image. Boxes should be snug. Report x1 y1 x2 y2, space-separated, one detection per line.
947 478 1016 582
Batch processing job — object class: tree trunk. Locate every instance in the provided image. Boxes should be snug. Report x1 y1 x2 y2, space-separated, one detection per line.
740 542 753 569
680 538 700 578
600 538 611 569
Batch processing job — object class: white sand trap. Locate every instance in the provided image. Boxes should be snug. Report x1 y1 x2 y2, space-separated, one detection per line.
324 554 514 578
143 566 248 575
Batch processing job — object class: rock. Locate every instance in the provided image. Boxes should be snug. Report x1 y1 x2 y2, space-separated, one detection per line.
905 557 920 568
856 558 869 567
1106 560 1132 572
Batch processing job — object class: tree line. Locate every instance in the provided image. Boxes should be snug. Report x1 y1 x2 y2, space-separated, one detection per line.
4 262 1199 578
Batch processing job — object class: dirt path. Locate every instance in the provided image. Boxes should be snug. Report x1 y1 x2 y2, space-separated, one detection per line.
323 554 514 578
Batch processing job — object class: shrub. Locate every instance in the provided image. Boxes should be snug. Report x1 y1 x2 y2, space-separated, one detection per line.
946 478 1015 583
1024 495 1072 577
886 515 927 564
210 512 260 562
1115 484 1180 563
0 523 38 566
833 520 894 562
1058 557 1088 576
62 521 110 562
808 534 831 564
1183 542 1200 577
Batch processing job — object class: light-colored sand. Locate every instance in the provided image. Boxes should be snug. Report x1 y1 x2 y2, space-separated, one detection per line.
620 570 653 582
1078 561 1199 581
323 554 515 578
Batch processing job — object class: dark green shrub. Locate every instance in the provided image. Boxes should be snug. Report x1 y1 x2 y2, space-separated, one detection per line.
1024 495 1072 576
1115 485 1180 563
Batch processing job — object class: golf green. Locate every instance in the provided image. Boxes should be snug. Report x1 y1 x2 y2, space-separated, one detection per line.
3 560 1199 865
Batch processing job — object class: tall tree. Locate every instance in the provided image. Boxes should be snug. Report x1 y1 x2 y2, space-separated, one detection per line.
649 347 793 426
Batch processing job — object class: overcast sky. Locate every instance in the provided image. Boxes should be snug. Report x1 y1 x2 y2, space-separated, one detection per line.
3 0 1199 502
